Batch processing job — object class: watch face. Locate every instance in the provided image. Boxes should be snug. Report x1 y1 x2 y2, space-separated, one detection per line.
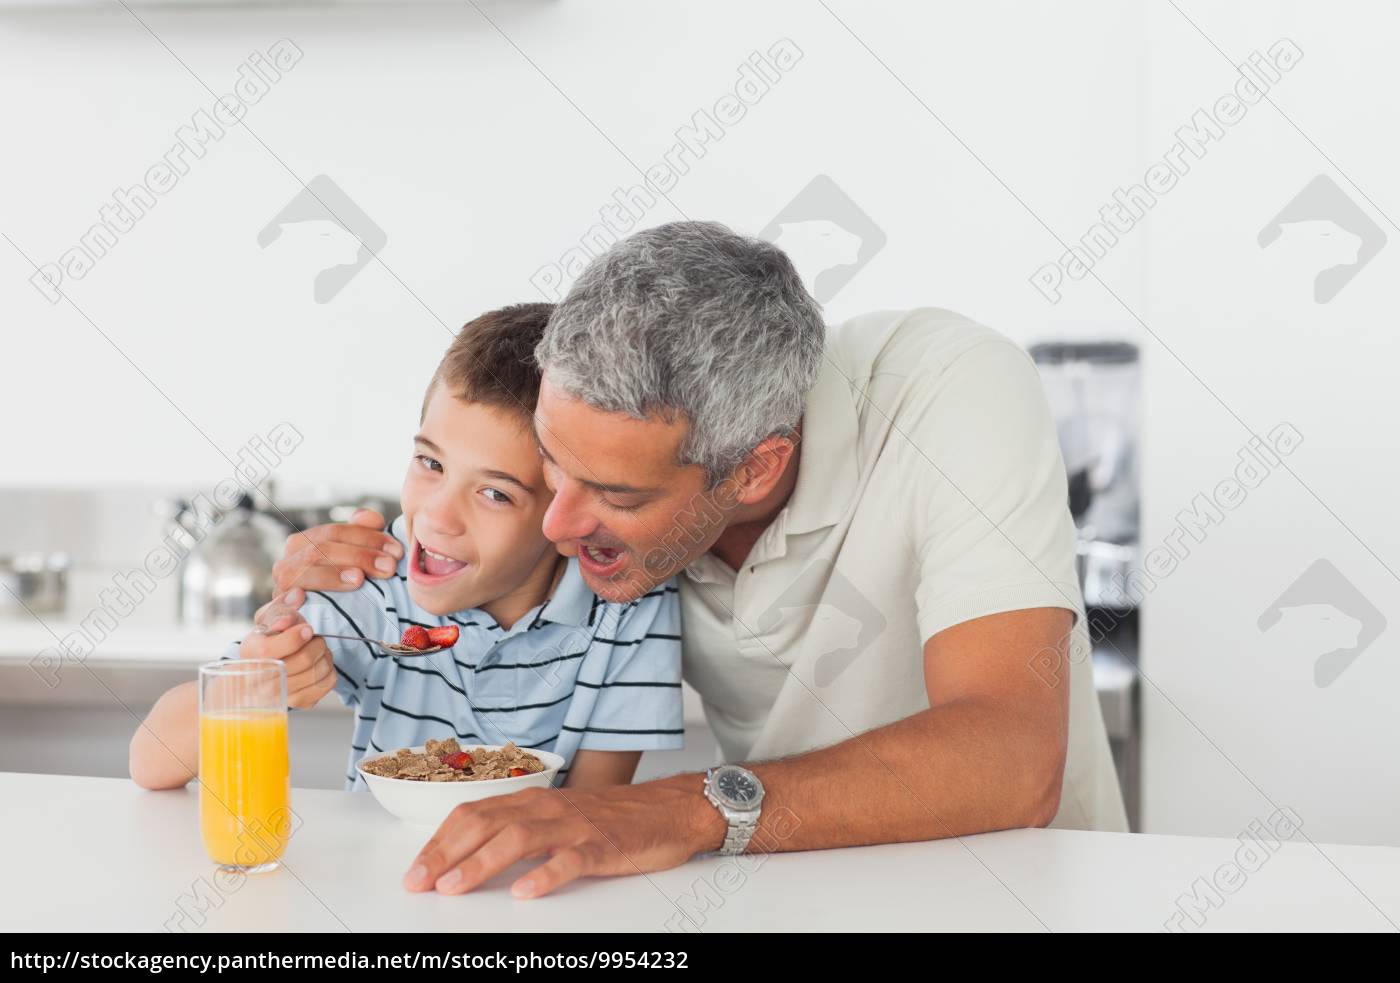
715 767 761 808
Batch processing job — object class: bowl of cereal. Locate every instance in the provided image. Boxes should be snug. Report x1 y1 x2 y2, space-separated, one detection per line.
356 739 564 826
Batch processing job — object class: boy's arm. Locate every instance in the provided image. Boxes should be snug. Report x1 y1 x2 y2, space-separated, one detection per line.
563 750 642 789
128 606 337 790
129 680 199 790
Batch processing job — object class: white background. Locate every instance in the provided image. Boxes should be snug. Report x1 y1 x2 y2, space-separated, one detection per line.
1 1 1397 845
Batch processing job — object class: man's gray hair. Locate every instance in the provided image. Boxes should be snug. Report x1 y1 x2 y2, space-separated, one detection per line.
535 221 825 485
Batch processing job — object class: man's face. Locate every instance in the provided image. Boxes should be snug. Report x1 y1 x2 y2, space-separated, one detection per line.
533 375 729 602
400 388 556 616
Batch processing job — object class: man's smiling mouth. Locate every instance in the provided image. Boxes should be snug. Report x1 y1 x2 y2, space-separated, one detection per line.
578 543 625 577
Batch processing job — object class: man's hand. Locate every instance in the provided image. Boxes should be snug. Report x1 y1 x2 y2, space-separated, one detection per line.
272 508 404 594
240 601 336 709
402 777 726 899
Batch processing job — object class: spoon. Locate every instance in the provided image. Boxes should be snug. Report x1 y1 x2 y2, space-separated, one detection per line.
317 634 445 657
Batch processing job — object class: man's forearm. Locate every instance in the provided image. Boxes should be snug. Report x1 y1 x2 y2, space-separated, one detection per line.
661 699 1067 857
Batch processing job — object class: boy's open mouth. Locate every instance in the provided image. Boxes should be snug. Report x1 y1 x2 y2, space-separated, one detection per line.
412 540 469 582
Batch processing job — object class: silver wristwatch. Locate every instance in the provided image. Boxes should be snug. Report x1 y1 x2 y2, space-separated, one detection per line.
703 765 765 856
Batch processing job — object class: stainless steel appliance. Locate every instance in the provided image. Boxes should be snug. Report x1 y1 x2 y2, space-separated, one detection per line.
0 553 70 617
1031 340 1142 830
173 493 290 628
160 488 400 628
1030 341 1140 593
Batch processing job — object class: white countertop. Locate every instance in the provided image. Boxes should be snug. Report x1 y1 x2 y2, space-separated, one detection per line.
0 617 241 667
6 772 1398 933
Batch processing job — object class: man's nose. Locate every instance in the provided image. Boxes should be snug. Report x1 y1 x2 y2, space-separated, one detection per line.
541 482 596 545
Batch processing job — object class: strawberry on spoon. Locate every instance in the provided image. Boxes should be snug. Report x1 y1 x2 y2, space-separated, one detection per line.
400 626 432 650
427 625 460 648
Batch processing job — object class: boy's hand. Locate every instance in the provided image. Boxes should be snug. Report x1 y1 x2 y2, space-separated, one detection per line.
241 603 336 709
273 508 403 595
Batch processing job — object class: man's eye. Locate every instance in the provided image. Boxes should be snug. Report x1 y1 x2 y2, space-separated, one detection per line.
603 497 644 514
481 487 512 505
415 454 443 473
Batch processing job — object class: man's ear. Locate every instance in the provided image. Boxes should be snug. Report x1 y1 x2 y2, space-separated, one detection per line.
730 433 799 506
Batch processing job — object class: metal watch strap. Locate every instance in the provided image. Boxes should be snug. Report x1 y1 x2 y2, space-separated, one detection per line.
719 814 759 855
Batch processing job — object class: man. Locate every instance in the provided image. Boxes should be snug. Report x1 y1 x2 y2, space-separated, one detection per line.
274 221 1126 900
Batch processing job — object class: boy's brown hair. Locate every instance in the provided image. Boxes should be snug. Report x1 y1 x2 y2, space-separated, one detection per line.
423 303 554 424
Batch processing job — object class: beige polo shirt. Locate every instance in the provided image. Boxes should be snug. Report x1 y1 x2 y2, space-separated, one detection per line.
679 308 1127 833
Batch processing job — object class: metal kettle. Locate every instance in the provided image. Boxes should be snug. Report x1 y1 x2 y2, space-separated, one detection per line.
177 493 291 628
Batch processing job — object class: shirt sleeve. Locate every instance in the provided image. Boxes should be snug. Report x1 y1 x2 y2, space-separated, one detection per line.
577 584 686 752
902 339 1085 644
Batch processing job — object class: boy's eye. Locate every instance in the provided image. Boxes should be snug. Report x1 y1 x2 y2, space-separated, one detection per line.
415 454 442 474
481 487 512 505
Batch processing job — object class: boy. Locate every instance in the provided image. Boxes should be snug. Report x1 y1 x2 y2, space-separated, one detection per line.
130 303 684 791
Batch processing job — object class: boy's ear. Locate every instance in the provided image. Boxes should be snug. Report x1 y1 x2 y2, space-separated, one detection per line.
729 433 799 506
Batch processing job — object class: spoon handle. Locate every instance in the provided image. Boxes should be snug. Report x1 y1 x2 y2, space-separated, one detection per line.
317 633 442 656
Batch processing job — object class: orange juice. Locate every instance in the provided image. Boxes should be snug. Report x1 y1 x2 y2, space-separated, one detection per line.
199 709 291 869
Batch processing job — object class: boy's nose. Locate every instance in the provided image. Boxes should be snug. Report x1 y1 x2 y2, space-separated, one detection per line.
541 483 596 545
420 490 466 538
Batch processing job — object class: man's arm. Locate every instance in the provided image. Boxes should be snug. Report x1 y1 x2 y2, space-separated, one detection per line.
400 606 1071 898
725 606 1071 850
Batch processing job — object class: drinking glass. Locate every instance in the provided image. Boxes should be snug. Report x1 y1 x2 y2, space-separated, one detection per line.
198 659 291 873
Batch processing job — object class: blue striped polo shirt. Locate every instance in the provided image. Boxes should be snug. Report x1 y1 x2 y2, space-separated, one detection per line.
224 517 684 789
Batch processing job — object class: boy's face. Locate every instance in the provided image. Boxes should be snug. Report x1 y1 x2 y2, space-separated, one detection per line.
400 386 555 616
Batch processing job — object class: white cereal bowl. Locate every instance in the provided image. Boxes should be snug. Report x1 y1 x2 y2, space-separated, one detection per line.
356 744 564 827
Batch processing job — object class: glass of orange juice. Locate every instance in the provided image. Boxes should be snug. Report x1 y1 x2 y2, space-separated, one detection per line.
198 659 291 873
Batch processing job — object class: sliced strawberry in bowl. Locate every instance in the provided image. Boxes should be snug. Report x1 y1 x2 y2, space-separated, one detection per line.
427 625 459 649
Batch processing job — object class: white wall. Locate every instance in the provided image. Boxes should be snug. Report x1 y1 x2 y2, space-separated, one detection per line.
0 0 1147 494
1137 0 1400 845
3 2 1396 844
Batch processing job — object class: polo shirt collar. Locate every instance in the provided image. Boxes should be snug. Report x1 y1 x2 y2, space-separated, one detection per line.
532 557 596 628
782 352 860 536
